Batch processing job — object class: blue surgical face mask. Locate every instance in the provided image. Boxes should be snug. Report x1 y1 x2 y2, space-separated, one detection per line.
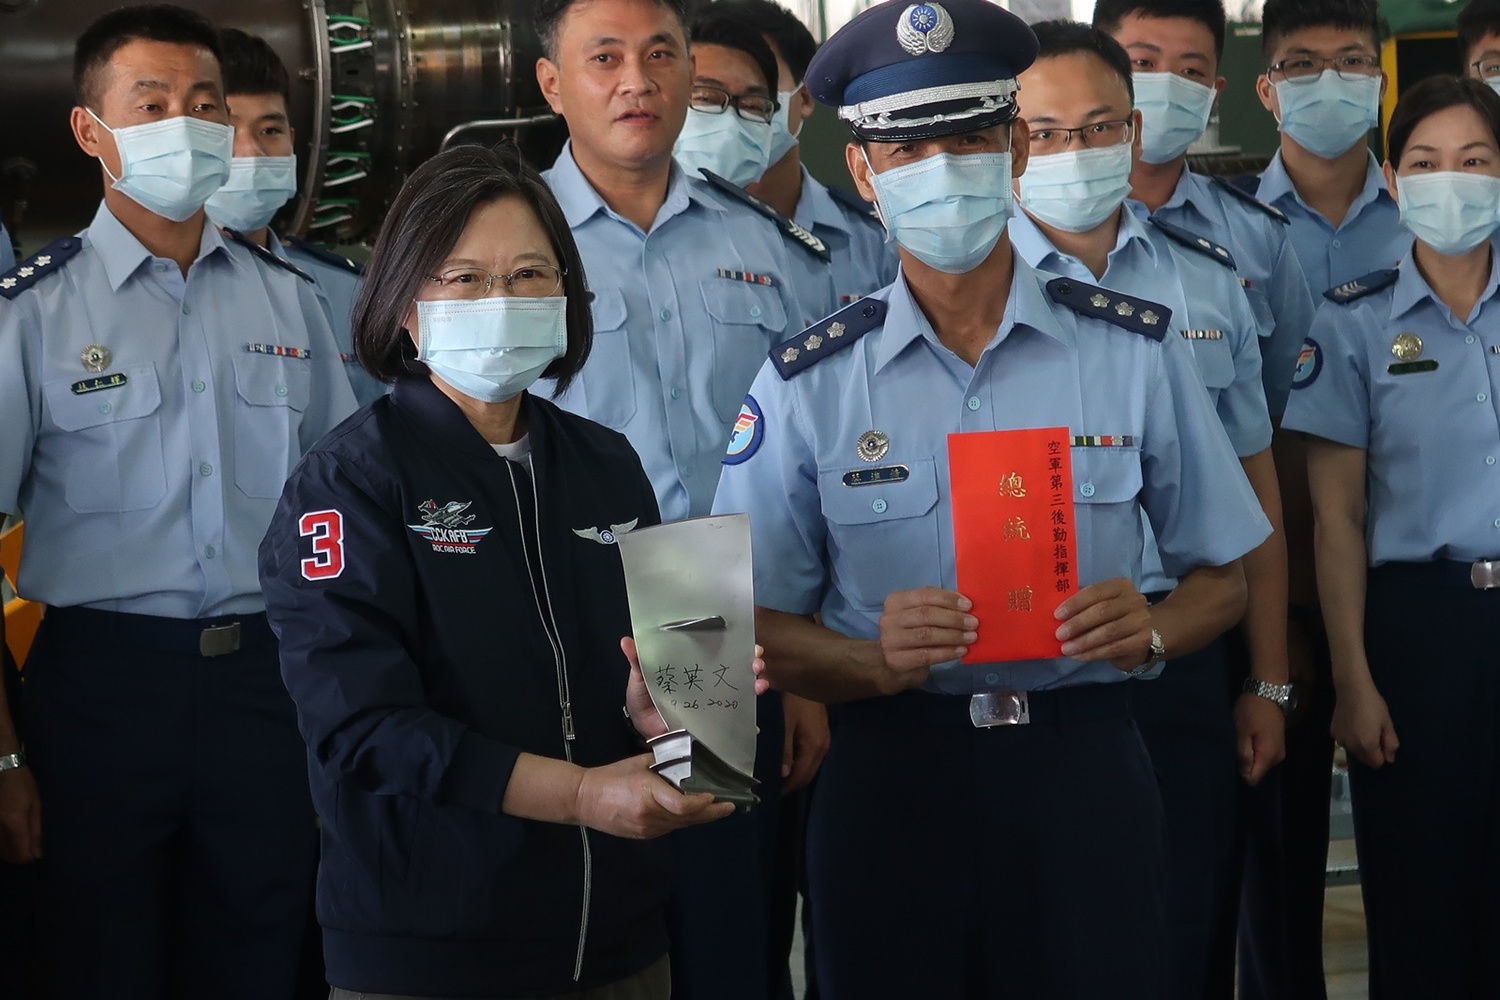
1133 72 1216 164
205 155 298 233
1273 71 1380 159
1018 144 1134 234
1396 171 1500 256
674 108 774 187
767 88 802 166
1488 78 1500 101
88 109 233 222
866 149 1013 274
416 296 567 403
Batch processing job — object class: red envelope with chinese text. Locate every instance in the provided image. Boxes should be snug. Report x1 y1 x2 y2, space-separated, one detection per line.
948 428 1079 663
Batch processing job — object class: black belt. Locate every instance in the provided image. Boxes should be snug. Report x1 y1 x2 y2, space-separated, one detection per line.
1375 560 1500 591
843 682 1134 730
46 607 275 657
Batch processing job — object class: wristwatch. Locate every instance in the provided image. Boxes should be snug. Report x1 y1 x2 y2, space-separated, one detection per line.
1125 629 1166 677
1242 678 1297 714
0 752 26 773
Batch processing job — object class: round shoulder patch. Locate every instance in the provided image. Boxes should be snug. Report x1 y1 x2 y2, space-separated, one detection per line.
1291 338 1323 390
723 396 765 465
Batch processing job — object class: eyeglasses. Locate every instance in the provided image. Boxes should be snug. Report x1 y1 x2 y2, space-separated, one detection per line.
690 85 777 124
1026 119 1134 156
1266 54 1380 83
424 264 565 300
1472 56 1500 81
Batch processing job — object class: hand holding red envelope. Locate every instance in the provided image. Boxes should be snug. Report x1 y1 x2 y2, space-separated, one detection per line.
947 428 1079 663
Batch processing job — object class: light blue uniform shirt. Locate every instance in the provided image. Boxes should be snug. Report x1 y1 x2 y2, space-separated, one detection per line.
1256 150 1409 299
1011 209 1270 594
0 221 14 273
710 254 1269 694
272 233 385 406
794 166 899 305
544 143 811 521
0 202 357 617
1131 167 1316 418
1282 251 1500 564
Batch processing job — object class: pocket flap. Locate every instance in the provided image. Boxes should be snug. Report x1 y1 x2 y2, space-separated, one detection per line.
701 280 788 332
1071 447 1143 504
590 286 629 332
234 353 311 409
819 458 939 524
44 363 162 432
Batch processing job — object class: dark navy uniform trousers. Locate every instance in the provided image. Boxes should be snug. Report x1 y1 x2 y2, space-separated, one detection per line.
805 685 1166 1000
24 607 315 1000
1352 562 1500 1000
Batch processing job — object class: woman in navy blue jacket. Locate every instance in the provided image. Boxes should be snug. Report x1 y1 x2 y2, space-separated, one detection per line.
258 144 745 999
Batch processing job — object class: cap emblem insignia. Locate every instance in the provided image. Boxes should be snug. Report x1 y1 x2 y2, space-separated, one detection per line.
897 3 955 55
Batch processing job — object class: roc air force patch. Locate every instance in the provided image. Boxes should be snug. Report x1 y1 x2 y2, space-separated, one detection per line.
724 396 765 465
1292 339 1323 390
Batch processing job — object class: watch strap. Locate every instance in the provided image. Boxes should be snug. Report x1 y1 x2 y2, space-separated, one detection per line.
0 752 26 772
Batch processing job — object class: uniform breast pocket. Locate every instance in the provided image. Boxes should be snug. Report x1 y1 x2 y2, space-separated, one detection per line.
818 458 941 612
702 280 789 422
43 363 168 514
579 286 636 427
1070 447 1145 572
232 353 312 499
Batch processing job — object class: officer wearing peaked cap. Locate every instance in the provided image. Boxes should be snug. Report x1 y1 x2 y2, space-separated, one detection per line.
710 1 1269 997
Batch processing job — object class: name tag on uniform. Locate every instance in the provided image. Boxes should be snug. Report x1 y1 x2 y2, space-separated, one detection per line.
71 372 127 394
1388 360 1438 376
842 465 910 487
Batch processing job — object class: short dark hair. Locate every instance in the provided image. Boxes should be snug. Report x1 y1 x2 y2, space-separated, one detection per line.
534 0 692 61
1092 0 1227 60
1458 0 1500 67
218 28 290 102
1386 73 1500 166
688 12 780 99
74 4 222 108
714 0 819 84
1030 20 1136 103
1260 0 1383 59
352 143 593 393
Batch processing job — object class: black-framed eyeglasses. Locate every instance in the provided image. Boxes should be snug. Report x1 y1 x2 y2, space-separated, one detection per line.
1266 54 1380 83
424 264 566 300
1472 55 1500 81
1026 118 1134 156
690 85 778 124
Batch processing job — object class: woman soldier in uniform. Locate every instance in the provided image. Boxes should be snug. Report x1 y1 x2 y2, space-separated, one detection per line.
1283 75 1500 1000
259 143 753 1000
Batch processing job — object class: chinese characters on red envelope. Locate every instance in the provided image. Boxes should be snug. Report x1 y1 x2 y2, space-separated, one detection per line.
947 428 1079 663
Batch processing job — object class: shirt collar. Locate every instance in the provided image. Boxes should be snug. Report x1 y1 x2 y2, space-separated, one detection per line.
1125 162 1202 223
871 251 1071 375
87 200 230 292
793 165 854 235
1009 207 1158 273
1389 246 1500 323
547 142 716 232
1258 148 1393 220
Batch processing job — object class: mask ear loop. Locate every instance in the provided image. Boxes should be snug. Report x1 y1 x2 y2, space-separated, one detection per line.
86 107 125 184
859 144 895 243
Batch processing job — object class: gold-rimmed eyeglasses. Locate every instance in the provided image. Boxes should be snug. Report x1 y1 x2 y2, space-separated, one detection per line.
424 264 566 300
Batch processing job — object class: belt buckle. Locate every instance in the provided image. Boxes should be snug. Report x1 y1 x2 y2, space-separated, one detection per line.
969 690 1030 728
199 623 242 657
1471 560 1500 590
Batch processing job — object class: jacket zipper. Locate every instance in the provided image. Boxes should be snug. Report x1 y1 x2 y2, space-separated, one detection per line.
506 460 592 983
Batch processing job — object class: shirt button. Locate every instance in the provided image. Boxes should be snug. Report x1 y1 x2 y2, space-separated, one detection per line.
670 387 681 400
966 396 981 411
275 385 289 397
153 262 168 272
1488 456 1496 466
1494 518 1500 528
199 463 213 477
1468 335 1477 345
1080 483 1096 498
659 308 672 322
204 545 216 559
1480 393 1489 403
98 402 112 414
182 304 192 315
192 380 206 392
750 306 762 318
1331 240 1342 248
984 672 999 685
872 498 888 514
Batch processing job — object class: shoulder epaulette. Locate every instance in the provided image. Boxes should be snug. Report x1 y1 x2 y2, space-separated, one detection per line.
1210 174 1288 224
1324 268 1398 304
1046 277 1170 342
0 237 82 300
223 228 315 284
771 297 886 379
285 236 365 277
698 169 831 263
825 185 881 224
1224 173 1262 198
1150 218 1237 270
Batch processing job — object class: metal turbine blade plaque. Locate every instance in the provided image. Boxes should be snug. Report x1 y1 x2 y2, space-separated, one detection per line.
615 514 758 805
